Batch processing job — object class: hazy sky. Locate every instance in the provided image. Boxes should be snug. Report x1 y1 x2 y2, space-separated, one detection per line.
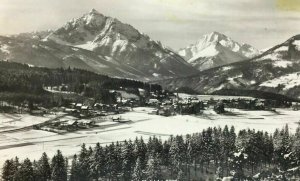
0 0 300 50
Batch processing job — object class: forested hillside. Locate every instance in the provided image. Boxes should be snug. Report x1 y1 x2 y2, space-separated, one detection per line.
0 61 161 106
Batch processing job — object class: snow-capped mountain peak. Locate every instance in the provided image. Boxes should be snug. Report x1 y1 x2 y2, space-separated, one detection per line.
41 9 199 80
83 9 106 26
203 31 228 43
178 32 259 71
89 8 100 14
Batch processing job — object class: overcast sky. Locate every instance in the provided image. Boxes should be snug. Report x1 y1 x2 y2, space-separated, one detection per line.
0 0 300 50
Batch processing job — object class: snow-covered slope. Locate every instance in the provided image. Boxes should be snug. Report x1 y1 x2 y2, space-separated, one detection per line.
0 9 198 81
155 34 300 99
0 35 153 79
44 9 198 80
178 32 259 71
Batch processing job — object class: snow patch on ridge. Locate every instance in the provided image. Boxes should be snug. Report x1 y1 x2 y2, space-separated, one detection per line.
0 44 10 54
293 40 300 50
274 46 289 52
76 41 97 51
260 72 300 90
188 45 219 63
222 66 233 71
152 73 160 77
257 53 282 61
273 60 292 68
227 74 243 81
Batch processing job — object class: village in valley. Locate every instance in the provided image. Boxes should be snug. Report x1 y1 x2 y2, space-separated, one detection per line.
1 63 300 181
1 83 300 170
20 84 299 133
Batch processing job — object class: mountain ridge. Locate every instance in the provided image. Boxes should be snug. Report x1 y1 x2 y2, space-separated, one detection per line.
0 9 199 81
153 34 300 99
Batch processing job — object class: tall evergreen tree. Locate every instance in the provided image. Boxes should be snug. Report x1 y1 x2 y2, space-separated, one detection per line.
202 128 214 170
222 125 231 175
12 157 20 180
292 125 300 167
132 157 144 181
169 135 185 178
263 132 274 166
161 140 171 167
274 125 291 171
2 159 15 181
51 150 67 181
37 152 51 181
15 158 34 181
115 141 123 178
32 160 40 181
121 140 135 180
106 143 118 180
70 154 80 181
134 137 147 169
90 143 106 179
212 127 222 172
146 154 162 181
77 143 91 181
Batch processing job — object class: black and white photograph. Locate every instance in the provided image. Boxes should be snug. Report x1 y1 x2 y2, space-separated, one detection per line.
1 0 300 180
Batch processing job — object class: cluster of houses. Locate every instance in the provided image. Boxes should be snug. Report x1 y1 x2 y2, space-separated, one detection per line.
30 87 300 133
146 95 296 116
39 118 97 132
64 102 129 118
45 84 297 115
147 95 205 116
57 119 96 131
33 86 300 133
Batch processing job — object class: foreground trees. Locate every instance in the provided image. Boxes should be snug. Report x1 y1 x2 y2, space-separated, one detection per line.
3 124 300 180
2 152 66 181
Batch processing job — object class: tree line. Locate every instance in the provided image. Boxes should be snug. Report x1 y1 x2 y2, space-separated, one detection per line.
3 124 300 180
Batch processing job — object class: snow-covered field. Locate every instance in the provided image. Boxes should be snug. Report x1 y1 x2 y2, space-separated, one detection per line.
0 107 300 166
0 113 60 132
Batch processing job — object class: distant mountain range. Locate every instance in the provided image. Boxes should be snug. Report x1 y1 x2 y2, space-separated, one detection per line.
0 9 198 81
1 9 300 99
178 32 259 71
154 35 300 99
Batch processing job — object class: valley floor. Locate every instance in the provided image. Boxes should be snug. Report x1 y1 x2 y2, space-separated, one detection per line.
0 107 299 166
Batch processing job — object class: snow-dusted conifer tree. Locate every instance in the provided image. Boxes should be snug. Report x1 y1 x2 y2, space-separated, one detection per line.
2 159 15 181
132 157 144 181
15 158 34 181
70 154 80 181
77 143 91 180
146 154 162 180
51 150 67 181
37 152 51 181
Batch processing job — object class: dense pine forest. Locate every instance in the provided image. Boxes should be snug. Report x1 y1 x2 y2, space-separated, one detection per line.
0 61 161 106
2 124 300 181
